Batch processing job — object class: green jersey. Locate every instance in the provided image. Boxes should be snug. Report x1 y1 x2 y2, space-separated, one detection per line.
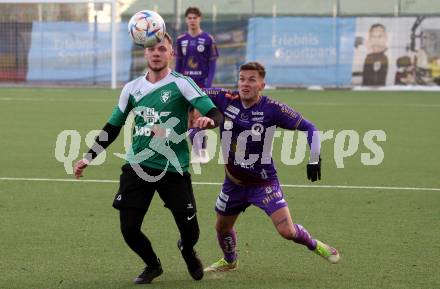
108 70 216 173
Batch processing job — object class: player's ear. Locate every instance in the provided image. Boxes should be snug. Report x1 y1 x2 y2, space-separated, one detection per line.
261 81 266 90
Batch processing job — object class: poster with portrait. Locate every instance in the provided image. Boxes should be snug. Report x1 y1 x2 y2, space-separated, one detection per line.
352 17 440 86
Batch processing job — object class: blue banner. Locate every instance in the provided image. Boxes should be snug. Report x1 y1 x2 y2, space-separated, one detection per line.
246 17 356 86
27 22 131 84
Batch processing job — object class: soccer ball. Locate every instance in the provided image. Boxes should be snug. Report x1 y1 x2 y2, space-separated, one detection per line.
128 10 166 47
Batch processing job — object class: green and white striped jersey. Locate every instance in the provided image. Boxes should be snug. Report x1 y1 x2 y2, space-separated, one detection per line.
108 70 216 173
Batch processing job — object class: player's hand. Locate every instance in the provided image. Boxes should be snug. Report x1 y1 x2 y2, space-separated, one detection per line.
307 157 321 182
194 116 215 129
225 90 239 100
73 158 89 179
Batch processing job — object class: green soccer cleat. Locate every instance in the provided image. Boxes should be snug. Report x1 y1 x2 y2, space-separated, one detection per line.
204 258 238 272
314 240 340 264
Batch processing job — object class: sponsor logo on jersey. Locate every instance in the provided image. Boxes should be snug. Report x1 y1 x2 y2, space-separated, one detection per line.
226 105 240 115
262 190 283 205
251 116 264 122
251 123 265 135
186 70 202 76
197 44 205 52
133 108 172 136
134 107 159 125
233 159 255 169
251 111 264 116
224 111 236 119
160 90 171 103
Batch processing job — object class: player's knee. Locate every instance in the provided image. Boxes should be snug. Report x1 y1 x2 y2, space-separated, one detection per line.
215 222 232 235
277 226 296 240
120 224 142 243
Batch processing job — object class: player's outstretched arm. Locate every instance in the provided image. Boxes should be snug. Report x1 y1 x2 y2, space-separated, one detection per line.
193 107 223 129
73 122 122 179
297 118 321 182
201 88 239 100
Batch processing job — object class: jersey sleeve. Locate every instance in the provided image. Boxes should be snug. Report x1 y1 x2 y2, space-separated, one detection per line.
269 99 303 130
108 84 133 127
208 34 219 60
202 87 231 112
178 76 216 115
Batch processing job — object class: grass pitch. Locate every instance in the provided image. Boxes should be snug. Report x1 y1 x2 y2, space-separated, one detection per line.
0 87 439 289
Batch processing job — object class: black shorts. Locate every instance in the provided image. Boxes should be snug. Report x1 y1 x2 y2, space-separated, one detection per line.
112 164 196 214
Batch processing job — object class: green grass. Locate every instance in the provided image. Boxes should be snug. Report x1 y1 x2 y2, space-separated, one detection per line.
0 88 439 289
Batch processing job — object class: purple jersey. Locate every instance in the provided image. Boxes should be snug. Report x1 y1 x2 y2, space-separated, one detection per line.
205 88 304 185
175 32 219 87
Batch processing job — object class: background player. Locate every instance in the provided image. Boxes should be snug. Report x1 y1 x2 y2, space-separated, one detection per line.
202 62 340 272
73 33 223 284
175 6 219 163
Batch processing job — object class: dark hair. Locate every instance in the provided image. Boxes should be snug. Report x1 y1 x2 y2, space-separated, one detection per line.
369 23 386 33
239 62 266 78
185 7 202 17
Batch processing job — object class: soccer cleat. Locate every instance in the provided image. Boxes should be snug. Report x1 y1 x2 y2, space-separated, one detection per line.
177 240 204 280
204 258 238 272
133 261 163 284
314 240 340 264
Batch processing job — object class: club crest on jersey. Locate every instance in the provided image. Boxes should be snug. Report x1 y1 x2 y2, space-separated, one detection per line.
160 90 171 103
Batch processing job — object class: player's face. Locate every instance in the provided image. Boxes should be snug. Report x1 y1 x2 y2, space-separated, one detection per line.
186 13 201 31
369 27 387 53
238 70 265 102
144 39 173 72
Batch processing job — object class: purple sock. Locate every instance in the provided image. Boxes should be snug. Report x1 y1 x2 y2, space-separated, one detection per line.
217 230 237 263
293 224 317 250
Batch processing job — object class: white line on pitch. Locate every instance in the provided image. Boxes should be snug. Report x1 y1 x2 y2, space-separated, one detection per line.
0 177 439 191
